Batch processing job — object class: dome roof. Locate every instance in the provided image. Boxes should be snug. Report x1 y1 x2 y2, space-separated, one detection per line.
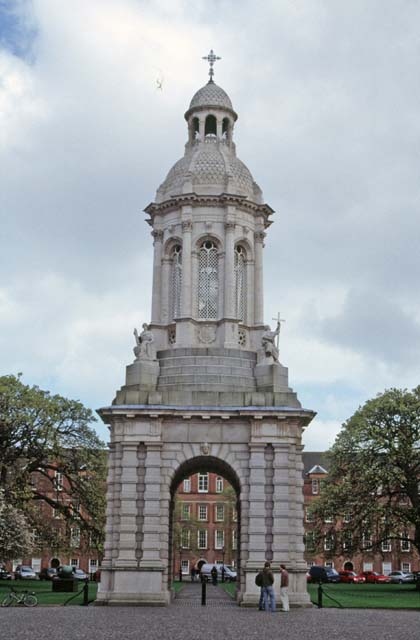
156 140 262 203
185 81 237 120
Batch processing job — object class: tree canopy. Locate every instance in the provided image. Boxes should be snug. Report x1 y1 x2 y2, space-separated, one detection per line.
0 374 107 554
312 386 420 554
0 489 34 562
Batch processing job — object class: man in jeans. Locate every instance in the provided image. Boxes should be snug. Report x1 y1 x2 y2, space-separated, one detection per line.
279 564 289 612
262 561 276 612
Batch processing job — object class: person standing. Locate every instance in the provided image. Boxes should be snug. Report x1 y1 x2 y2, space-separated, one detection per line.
279 564 289 612
211 565 218 586
262 561 275 612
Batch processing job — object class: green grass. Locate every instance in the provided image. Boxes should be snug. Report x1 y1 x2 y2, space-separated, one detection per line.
0 579 98 606
172 580 186 593
307 582 420 609
220 581 237 598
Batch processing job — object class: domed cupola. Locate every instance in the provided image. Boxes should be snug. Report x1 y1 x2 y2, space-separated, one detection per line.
156 52 262 205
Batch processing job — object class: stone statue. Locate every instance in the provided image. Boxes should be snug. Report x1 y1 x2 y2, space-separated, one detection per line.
133 323 156 361
261 321 281 363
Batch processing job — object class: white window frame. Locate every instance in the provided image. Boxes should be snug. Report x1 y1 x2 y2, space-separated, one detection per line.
181 529 190 549
401 534 410 552
324 534 334 551
70 527 80 548
216 476 223 493
181 504 191 520
198 529 208 549
54 470 63 492
325 561 334 568
324 515 333 523
70 558 79 568
305 508 314 523
232 507 237 522
382 562 392 575
343 513 351 523
232 529 236 550
198 473 209 493
89 559 98 573
363 562 373 571
183 478 191 493
343 532 352 550
402 562 411 573
215 504 224 522
198 505 208 521
215 530 224 550
181 559 189 575
381 539 391 552
31 558 41 573
311 479 319 495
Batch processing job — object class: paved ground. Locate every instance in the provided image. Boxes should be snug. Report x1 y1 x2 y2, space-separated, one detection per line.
174 581 235 606
2 604 419 640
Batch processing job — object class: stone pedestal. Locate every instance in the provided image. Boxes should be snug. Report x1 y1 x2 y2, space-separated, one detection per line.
125 359 159 388
254 361 290 392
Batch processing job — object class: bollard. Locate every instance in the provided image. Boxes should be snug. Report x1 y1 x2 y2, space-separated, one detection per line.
201 579 206 606
83 579 89 606
317 581 323 608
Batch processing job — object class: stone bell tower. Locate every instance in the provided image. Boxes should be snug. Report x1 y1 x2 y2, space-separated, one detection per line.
97 51 315 607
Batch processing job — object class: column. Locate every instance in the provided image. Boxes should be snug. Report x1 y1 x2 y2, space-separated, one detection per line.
180 219 192 318
115 443 138 566
151 230 163 323
224 222 235 318
254 231 265 324
101 442 117 571
161 257 171 323
139 442 164 567
271 443 290 564
246 442 267 567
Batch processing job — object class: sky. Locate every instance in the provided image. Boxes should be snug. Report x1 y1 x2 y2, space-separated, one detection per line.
1 0 419 450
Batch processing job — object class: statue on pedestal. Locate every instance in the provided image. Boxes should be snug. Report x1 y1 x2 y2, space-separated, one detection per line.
134 323 156 361
261 321 281 363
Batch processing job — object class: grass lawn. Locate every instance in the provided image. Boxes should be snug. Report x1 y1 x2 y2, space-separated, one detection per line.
220 582 237 598
172 581 186 593
307 582 420 609
0 579 98 606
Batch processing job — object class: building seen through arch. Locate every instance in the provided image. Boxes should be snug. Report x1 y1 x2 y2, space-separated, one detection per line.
97 56 315 606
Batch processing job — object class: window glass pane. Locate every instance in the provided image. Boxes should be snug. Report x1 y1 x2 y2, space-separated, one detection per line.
198 242 218 319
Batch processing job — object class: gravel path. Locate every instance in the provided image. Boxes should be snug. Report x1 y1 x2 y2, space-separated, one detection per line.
1 606 419 640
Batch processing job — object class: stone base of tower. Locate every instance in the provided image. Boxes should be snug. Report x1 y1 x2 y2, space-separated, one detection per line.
96 568 170 606
240 569 312 608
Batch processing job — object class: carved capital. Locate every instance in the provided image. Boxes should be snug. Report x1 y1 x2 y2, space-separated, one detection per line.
254 230 266 243
225 222 235 232
151 229 164 243
182 220 193 232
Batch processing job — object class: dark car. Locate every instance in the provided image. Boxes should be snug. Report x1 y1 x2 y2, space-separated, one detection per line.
39 567 57 581
0 568 12 580
308 566 340 583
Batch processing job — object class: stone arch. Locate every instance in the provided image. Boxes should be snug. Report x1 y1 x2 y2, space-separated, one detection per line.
343 561 354 571
167 454 244 591
234 237 253 262
163 235 183 257
194 232 223 251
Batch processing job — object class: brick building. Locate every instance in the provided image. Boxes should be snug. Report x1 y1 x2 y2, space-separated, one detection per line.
173 472 237 577
302 452 420 575
6 467 101 576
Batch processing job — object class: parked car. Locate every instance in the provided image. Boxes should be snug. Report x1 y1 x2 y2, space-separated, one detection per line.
361 571 391 584
307 566 341 583
387 571 414 584
199 564 237 582
14 565 37 580
338 570 366 584
0 567 12 580
39 567 58 581
72 568 88 580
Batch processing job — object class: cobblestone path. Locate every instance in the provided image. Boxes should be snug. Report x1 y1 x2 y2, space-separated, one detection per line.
173 581 236 606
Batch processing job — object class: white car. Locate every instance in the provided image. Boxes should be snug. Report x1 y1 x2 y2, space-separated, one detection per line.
14 565 38 580
200 563 237 582
388 571 414 584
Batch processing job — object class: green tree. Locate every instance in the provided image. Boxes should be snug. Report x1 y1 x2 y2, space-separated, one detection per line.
0 489 33 562
0 374 106 554
312 387 420 554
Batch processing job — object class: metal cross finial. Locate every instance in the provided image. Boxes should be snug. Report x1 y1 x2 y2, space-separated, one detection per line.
272 312 286 349
202 49 221 81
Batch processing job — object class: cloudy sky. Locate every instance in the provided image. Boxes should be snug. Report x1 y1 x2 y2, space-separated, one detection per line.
1 0 419 449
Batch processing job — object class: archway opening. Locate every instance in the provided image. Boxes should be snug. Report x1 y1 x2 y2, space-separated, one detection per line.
168 456 241 592
344 561 354 571
205 114 217 136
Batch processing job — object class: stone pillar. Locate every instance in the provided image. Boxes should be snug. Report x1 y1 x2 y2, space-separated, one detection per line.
254 231 265 325
271 443 290 564
246 442 267 566
224 222 235 318
139 442 164 568
115 443 139 567
101 442 117 570
151 230 163 323
180 219 192 318
246 258 254 325
161 257 171 323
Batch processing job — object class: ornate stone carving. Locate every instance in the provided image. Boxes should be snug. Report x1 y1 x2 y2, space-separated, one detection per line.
261 321 281 362
200 442 210 455
151 229 164 243
197 324 217 344
133 323 156 360
225 221 235 231
254 230 266 243
182 220 192 232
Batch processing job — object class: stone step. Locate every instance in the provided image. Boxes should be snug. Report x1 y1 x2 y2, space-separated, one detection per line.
158 355 256 369
157 374 257 389
159 364 256 377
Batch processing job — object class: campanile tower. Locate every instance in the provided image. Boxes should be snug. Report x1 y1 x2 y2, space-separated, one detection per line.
97 53 315 606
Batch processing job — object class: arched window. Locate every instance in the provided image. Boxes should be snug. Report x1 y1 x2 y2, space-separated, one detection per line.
198 240 218 319
170 245 182 320
205 115 217 137
192 117 200 140
234 245 246 321
222 117 230 141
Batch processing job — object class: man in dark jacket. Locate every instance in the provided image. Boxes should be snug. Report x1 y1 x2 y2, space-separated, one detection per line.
262 561 276 612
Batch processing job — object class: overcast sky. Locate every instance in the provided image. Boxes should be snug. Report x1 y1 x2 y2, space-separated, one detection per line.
1 0 419 449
